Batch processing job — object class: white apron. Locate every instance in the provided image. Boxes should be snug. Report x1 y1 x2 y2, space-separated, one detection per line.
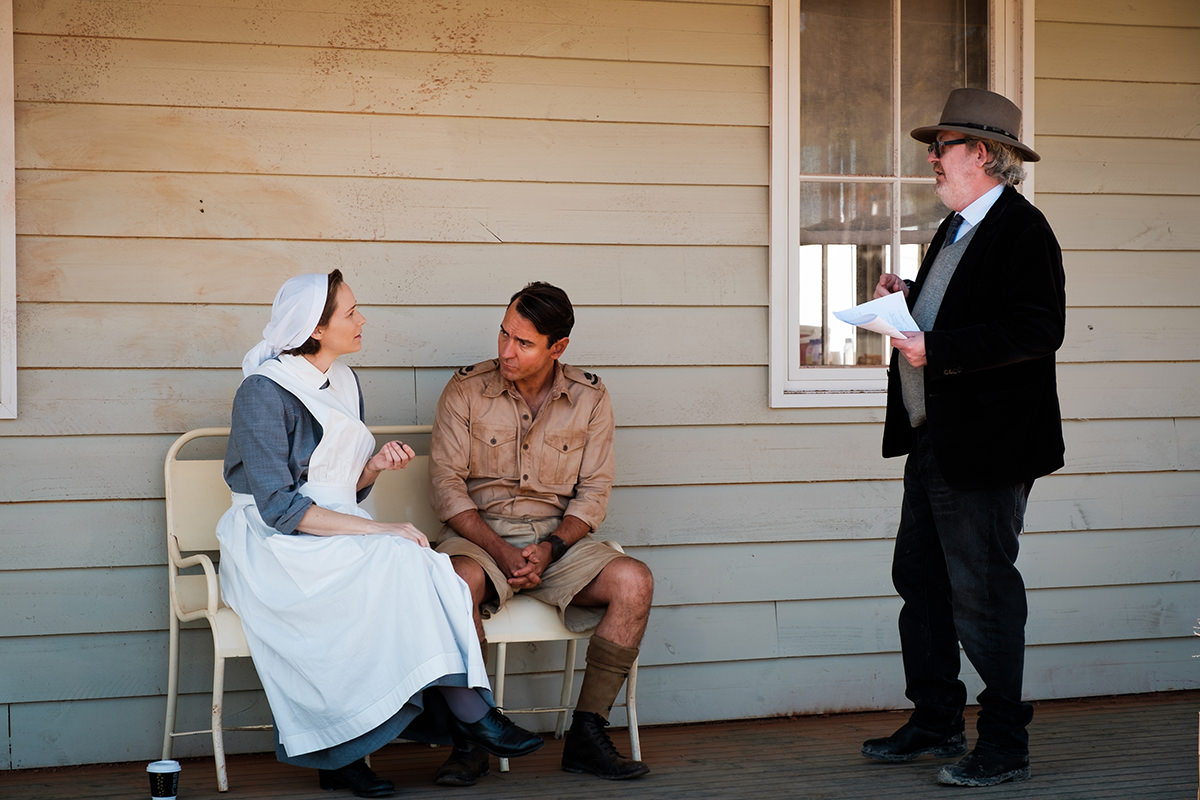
216 356 489 757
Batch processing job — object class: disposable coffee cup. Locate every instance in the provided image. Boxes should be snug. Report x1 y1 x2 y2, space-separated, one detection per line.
146 760 181 800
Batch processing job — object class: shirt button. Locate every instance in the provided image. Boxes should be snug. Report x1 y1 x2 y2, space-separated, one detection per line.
490 438 497 444
522 474 529 481
523 414 529 420
523 443 529 450
562 444 568 451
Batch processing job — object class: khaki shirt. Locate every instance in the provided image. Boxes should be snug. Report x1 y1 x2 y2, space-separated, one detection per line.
430 359 615 530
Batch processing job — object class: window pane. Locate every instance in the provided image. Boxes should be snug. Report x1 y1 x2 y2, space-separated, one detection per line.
797 243 892 367
797 181 892 367
900 0 988 176
800 0 892 175
798 180 891 245
901 180 943 233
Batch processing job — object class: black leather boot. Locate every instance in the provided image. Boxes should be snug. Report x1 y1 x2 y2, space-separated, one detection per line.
434 742 490 787
561 711 649 780
861 721 967 762
937 748 1031 786
317 758 395 798
448 707 544 758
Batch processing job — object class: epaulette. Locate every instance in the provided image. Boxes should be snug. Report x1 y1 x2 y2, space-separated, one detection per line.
454 359 500 380
562 363 604 389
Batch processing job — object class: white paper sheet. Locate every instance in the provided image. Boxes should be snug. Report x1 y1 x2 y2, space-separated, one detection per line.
833 291 919 340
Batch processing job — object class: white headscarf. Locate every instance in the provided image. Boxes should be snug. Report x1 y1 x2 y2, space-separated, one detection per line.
241 273 329 377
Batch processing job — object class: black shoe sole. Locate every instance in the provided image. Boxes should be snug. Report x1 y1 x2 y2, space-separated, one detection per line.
471 736 545 759
938 764 1031 786
318 778 396 798
861 742 967 763
562 761 651 780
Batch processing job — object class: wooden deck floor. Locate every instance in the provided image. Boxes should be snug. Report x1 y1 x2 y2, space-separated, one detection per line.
3 691 1197 800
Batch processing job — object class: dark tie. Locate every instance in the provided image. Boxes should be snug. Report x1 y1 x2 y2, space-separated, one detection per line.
943 213 965 246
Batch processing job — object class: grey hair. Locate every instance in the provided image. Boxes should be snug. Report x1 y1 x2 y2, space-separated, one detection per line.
972 138 1026 186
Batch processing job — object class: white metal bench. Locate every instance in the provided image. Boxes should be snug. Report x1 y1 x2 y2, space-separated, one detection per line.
161 425 639 789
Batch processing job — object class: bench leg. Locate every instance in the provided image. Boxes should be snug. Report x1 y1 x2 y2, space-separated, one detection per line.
557 639 579 740
495 642 510 773
212 655 230 792
162 613 181 760
626 658 641 761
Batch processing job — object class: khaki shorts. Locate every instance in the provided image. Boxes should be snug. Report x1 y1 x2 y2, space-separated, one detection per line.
435 514 623 633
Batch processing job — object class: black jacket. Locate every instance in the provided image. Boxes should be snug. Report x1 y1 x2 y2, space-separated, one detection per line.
882 185 1067 489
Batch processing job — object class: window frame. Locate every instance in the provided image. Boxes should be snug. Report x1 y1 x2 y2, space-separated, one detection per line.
0 0 14 419
768 0 1034 408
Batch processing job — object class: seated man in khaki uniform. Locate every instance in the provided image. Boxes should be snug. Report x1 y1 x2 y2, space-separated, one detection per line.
429 281 654 785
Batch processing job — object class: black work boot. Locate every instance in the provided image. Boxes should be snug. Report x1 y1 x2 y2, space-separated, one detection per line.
861 720 967 762
317 758 395 797
561 711 649 780
434 742 490 787
937 747 1031 786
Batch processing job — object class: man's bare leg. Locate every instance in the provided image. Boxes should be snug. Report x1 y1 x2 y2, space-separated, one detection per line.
571 556 654 647
450 555 492 644
562 556 654 780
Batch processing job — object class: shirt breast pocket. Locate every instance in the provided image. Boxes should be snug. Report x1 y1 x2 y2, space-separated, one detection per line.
540 430 586 489
469 424 519 479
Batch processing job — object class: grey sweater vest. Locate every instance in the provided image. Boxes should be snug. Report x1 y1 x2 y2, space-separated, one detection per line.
900 223 979 427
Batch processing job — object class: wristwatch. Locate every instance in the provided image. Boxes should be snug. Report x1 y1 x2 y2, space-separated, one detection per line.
541 534 568 563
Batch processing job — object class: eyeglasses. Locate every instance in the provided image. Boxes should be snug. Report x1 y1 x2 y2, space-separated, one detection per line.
927 138 970 158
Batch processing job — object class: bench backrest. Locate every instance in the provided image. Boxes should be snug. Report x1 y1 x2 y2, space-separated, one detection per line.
362 455 443 537
165 425 441 552
165 428 235 553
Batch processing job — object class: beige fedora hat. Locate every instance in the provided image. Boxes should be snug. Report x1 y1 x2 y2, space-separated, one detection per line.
911 88 1039 162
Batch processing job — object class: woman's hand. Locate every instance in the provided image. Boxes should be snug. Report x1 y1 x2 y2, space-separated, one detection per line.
380 521 431 548
296 506 430 545
358 441 417 491
367 440 416 472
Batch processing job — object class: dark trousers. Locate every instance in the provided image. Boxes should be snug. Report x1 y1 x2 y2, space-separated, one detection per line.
892 426 1034 756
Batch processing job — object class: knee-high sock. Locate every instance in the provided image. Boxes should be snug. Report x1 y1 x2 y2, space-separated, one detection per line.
574 635 638 719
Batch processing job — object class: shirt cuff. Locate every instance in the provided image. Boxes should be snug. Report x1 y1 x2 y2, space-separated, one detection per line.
563 500 603 532
434 494 481 525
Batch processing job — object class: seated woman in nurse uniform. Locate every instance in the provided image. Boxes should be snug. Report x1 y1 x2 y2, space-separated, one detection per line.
217 270 542 798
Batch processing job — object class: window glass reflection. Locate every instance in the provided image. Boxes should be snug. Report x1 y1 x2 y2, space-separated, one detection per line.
800 0 892 176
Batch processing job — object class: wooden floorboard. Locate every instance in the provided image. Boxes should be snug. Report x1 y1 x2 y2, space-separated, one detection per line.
2 691 1197 799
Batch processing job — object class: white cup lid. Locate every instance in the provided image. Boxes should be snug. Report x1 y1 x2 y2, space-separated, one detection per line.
147 760 181 773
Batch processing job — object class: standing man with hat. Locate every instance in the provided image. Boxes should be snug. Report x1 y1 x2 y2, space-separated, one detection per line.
860 88 1066 787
